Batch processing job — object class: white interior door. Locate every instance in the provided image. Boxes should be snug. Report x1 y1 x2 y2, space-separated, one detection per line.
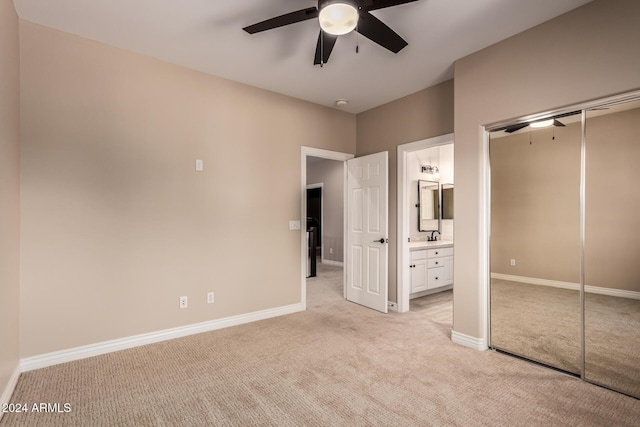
346 151 388 313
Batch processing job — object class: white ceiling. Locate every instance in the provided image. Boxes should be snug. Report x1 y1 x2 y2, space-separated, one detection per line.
13 0 593 114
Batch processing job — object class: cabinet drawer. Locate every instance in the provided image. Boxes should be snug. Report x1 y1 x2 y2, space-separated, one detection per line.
427 266 445 289
427 247 453 258
410 250 427 261
427 258 445 268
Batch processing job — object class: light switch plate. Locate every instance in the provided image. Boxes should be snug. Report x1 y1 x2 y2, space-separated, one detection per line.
289 220 301 230
195 159 204 171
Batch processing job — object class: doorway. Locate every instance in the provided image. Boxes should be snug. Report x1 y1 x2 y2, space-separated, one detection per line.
397 133 454 313
300 147 353 310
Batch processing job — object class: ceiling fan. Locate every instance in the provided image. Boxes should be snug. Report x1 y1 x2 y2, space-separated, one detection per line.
502 110 584 134
242 0 419 66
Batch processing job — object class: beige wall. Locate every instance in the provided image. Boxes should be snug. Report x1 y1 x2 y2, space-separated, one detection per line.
0 0 21 401
584 107 640 292
490 123 582 282
307 159 344 263
19 21 356 357
356 80 454 302
454 0 640 339
491 107 640 292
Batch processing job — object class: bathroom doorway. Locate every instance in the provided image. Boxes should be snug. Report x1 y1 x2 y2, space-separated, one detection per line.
397 133 454 313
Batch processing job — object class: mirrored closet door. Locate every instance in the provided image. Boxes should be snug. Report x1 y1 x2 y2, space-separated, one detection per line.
489 95 640 398
489 112 582 374
583 100 640 397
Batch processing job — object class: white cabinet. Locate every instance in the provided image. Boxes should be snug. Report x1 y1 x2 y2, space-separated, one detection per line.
410 253 428 293
410 246 453 294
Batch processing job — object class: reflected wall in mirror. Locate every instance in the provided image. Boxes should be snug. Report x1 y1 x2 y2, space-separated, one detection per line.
441 184 453 220
489 116 582 375
584 100 640 398
418 180 439 231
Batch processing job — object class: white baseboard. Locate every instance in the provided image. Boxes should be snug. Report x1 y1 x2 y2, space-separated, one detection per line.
410 285 453 300
0 364 21 420
451 330 488 351
21 303 304 372
320 259 343 267
491 273 640 300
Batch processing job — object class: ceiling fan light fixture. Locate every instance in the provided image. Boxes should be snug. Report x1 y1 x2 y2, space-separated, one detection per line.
530 118 554 128
319 1 359 36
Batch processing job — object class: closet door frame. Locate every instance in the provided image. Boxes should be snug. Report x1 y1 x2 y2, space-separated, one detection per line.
484 89 640 392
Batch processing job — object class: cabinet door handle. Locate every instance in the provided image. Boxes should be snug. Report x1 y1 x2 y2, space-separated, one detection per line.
435 277 439 280
435 261 439 265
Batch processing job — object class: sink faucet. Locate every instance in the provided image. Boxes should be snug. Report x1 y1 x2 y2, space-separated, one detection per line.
430 230 440 241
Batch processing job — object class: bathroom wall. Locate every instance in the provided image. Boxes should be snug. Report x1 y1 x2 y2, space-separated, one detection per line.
409 144 454 241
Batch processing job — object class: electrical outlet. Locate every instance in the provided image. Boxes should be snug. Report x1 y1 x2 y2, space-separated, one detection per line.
179 296 188 309
207 292 214 304
510 259 516 267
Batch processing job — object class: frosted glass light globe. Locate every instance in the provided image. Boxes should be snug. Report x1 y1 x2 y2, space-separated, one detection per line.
319 3 359 36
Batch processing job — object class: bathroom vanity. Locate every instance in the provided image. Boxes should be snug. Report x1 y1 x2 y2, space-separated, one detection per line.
409 241 453 296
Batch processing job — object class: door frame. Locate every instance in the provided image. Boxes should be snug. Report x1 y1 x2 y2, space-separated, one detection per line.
301 147 354 309
397 133 454 313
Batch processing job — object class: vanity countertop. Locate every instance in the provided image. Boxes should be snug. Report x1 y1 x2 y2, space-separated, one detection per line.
409 240 453 250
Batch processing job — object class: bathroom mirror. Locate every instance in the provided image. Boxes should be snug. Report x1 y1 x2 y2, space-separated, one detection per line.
442 184 454 220
418 180 439 231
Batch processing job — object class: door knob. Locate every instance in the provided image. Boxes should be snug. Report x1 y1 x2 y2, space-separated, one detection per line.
373 238 388 244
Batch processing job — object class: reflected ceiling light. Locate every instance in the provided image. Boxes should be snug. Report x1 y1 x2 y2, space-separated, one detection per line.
319 1 359 36
530 118 554 128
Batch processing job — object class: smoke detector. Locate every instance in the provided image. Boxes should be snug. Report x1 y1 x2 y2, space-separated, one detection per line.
335 99 348 108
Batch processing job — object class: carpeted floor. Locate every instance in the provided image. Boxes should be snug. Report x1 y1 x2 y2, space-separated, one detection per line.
491 279 640 397
2 264 639 426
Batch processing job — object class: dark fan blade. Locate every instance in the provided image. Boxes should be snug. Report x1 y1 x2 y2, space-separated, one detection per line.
553 119 566 127
243 7 318 34
362 0 420 12
504 123 529 133
314 31 338 65
356 12 407 53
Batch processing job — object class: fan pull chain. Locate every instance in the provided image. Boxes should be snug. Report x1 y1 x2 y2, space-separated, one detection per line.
356 25 359 54
320 30 324 68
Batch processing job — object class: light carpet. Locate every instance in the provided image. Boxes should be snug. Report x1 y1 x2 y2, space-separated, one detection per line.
2 264 639 426
491 279 640 397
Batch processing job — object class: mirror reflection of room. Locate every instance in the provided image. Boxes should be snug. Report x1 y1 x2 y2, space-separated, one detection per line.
419 180 439 228
489 115 582 374
489 97 640 399
583 100 640 398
